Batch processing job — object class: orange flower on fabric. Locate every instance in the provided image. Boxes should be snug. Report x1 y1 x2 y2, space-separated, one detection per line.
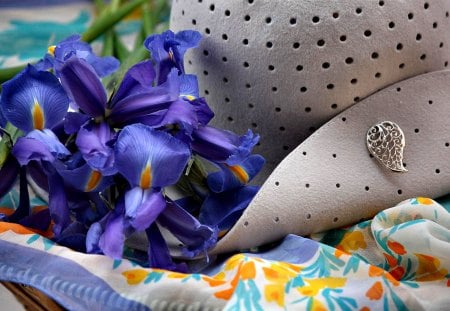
298 277 347 297
383 253 398 268
262 262 302 307
368 265 385 277
336 231 367 254
415 254 448 282
366 281 383 300
265 284 285 307
387 240 407 255
416 197 434 205
213 256 258 300
311 298 327 311
390 266 406 280
122 269 148 285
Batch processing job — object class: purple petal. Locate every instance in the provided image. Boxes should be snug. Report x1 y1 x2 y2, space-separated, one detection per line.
99 210 126 259
85 55 120 78
118 110 166 128
192 127 259 165
7 167 30 222
125 188 166 231
55 221 87 252
115 124 191 188
144 30 201 75
207 154 265 193
111 60 156 105
0 156 20 199
0 105 7 128
108 69 180 124
27 161 49 192
189 97 214 126
57 161 113 192
27 129 71 157
67 191 108 225
13 129 70 166
44 163 71 237
76 121 116 175
19 209 51 232
144 31 174 63
86 222 103 254
146 223 188 272
199 186 259 232
174 30 202 55
108 91 173 125
158 200 218 258
158 98 214 135
0 65 69 132
86 199 127 259
156 99 199 136
53 34 119 77
64 112 91 134
59 57 107 117
179 74 199 101
35 54 54 72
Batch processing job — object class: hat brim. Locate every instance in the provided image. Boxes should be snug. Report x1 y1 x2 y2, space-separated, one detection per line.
212 70 450 254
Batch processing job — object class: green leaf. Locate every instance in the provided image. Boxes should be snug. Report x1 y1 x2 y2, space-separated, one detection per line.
0 123 23 168
0 65 25 85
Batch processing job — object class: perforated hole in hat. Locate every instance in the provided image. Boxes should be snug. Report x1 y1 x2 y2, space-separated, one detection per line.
170 0 450 182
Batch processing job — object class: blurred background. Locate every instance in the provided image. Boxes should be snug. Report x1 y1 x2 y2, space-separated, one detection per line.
0 0 170 70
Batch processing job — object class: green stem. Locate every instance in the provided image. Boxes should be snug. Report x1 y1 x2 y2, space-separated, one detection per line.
81 0 147 43
142 1 155 36
102 30 115 57
111 0 121 11
93 0 106 11
113 31 130 61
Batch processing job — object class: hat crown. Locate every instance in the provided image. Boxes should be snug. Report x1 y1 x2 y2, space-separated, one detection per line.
170 0 450 180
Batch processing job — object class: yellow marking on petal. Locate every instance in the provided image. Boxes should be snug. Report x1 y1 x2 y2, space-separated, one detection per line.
32 100 45 130
47 45 56 56
140 164 152 189
168 49 174 62
182 95 196 101
218 229 229 238
85 170 102 192
228 165 249 184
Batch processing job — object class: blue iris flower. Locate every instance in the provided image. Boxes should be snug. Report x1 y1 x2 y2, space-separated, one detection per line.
0 30 266 271
59 56 212 173
0 65 73 236
35 34 119 77
87 124 218 268
207 154 265 193
114 123 191 230
144 30 202 84
192 126 260 165
59 57 184 173
199 186 260 235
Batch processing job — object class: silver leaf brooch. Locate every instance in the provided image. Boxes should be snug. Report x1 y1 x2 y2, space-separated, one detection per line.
367 121 407 172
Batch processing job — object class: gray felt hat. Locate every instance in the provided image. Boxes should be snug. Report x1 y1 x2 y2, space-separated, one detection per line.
170 0 450 253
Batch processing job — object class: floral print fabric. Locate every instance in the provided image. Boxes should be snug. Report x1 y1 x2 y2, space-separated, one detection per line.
0 197 449 310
